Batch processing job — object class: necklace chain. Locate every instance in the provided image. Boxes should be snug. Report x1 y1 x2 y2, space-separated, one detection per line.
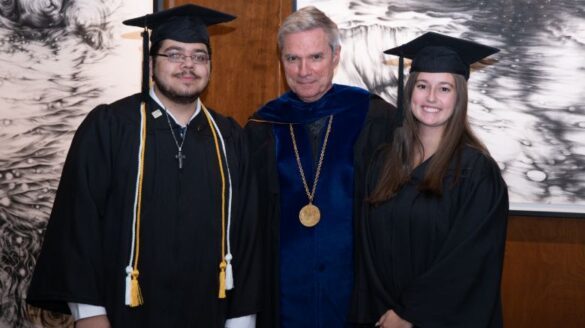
162 107 188 168
289 115 333 203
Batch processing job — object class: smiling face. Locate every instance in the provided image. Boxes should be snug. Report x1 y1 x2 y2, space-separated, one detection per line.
410 72 457 136
151 39 210 105
281 28 340 103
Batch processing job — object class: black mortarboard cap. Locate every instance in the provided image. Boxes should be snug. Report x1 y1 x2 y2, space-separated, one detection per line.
383 32 499 125
123 4 235 48
122 4 236 101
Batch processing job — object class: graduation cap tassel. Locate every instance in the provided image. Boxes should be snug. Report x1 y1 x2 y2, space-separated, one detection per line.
141 26 150 102
396 54 405 126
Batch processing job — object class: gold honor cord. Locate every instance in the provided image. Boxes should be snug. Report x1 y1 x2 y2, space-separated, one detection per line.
125 101 230 307
202 105 229 299
126 102 147 307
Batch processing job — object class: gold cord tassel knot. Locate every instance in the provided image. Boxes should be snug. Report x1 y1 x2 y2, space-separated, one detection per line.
218 260 227 298
130 269 143 307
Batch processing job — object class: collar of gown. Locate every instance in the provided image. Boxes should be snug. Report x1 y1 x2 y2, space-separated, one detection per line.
256 84 369 124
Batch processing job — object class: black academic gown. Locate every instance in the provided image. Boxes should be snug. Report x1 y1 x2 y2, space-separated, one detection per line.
245 86 395 328
350 146 509 328
27 93 261 327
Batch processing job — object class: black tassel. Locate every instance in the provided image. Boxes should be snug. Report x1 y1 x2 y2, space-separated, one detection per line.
141 26 149 102
396 53 404 127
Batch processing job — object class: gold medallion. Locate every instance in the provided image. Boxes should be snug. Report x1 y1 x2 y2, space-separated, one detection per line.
290 116 333 229
299 203 321 227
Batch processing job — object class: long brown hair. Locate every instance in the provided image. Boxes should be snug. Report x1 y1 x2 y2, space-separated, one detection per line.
369 72 490 203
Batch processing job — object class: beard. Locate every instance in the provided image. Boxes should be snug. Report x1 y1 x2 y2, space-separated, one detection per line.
152 71 204 105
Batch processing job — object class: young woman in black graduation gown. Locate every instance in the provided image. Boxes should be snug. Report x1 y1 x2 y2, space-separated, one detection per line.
350 33 509 328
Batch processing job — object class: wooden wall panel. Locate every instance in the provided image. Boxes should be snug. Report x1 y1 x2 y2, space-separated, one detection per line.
165 0 293 125
502 216 585 327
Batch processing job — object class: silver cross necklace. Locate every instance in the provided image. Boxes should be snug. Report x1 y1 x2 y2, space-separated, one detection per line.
162 108 187 169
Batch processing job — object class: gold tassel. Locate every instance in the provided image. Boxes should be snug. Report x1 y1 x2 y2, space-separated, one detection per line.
130 270 144 307
218 260 226 299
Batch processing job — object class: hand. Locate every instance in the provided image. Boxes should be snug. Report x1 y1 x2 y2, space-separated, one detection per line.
74 315 111 328
376 310 412 328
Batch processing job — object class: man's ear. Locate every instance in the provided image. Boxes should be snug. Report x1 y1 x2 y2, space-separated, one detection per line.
333 45 341 67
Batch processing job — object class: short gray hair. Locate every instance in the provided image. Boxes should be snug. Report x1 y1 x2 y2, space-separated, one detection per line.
277 6 340 52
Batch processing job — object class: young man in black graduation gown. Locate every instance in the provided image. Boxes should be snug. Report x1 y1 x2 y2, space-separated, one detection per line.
27 5 261 327
244 6 396 327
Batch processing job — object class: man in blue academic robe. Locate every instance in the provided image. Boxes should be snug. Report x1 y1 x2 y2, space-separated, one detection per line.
245 6 396 327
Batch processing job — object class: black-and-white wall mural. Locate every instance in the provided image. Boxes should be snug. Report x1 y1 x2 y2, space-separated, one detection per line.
298 0 585 215
0 0 151 326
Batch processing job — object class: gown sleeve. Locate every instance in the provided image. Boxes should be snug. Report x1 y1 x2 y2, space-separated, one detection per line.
350 97 397 326
353 94 396 238
225 118 263 319
353 94 396 185
394 155 509 328
243 118 281 328
27 105 116 314
349 148 398 326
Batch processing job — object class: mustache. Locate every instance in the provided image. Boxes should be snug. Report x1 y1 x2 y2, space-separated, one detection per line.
174 71 200 79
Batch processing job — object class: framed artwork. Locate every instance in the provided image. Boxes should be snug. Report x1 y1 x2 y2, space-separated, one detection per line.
296 0 585 217
0 0 153 326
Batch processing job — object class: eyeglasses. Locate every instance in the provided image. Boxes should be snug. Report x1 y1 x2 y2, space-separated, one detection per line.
156 52 210 64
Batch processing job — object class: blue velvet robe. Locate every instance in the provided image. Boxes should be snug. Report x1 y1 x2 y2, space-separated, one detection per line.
246 84 396 328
